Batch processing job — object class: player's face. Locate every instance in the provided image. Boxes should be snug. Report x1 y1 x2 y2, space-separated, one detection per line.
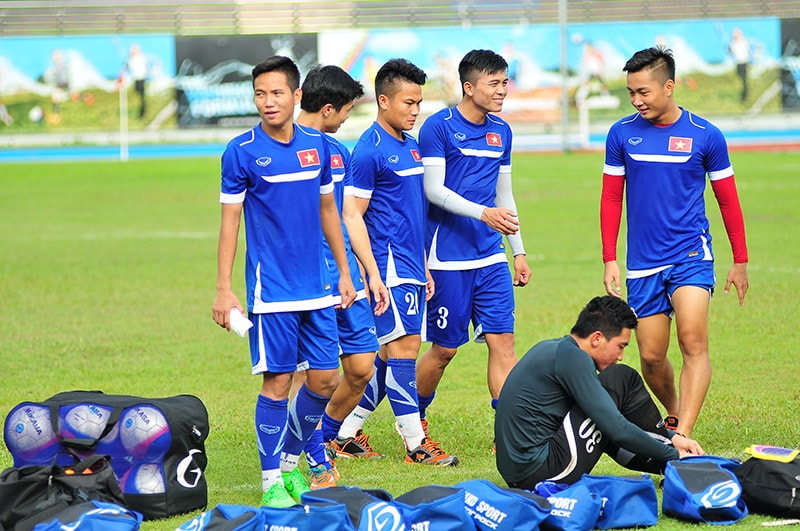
321 101 355 134
594 328 631 371
379 81 423 135
253 71 300 134
466 70 509 114
626 69 675 125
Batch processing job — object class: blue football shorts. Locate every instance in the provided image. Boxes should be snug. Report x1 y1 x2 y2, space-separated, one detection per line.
424 262 515 348
626 261 715 318
373 283 426 345
248 307 339 374
336 296 379 355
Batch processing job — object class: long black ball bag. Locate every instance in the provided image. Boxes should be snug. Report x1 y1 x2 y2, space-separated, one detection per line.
36 390 208 521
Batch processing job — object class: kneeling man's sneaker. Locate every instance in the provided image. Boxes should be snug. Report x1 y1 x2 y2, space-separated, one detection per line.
405 437 459 466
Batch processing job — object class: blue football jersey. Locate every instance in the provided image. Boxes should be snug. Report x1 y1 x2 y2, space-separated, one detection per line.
322 132 365 299
349 122 427 287
604 109 733 272
220 123 334 312
420 107 513 269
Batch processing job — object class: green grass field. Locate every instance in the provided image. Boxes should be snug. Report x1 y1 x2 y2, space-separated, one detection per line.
1 150 798 529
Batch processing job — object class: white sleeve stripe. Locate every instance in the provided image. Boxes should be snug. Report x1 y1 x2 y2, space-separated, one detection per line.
320 182 334 194
708 166 734 181
422 156 446 166
603 164 625 176
499 164 511 174
220 191 246 204
348 186 373 199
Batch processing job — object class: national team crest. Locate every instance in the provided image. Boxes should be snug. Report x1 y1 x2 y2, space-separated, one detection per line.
668 136 692 152
330 154 343 169
410 149 421 162
486 132 502 147
297 148 320 167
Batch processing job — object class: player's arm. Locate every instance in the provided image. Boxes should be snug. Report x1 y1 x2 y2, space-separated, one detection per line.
212 202 244 331
423 162 519 235
342 194 389 315
710 174 749 305
600 172 625 297
495 167 531 287
321 192 355 309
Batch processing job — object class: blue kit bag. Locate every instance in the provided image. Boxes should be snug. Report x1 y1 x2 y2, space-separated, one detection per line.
177 502 353 531
394 484 471 531
457 479 550 531
663 456 748 525
578 474 658 529
33 501 142 531
302 485 408 530
176 504 263 531
534 481 602 531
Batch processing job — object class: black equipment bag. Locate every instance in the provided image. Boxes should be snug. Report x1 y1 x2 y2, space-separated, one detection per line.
734 455 800 517
4 390 209 521
0 454 125 531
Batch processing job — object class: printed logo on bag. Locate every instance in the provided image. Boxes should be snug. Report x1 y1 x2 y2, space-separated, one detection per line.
411 522 430 531
464 490 508 528
268 526 298 531
366 502 405 531
700 480 741 508
547 495 579 518
177 449 203 488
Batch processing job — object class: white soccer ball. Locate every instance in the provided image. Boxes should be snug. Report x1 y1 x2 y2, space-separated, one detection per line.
120 463 166 494
4 404 60 462
59 403 113 440
119 405 171 461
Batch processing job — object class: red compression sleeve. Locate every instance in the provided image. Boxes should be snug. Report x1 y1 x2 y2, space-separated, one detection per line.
600 173 625 263
710 175 748 263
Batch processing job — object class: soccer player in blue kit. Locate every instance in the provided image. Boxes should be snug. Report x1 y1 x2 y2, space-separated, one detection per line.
292 65 389 488
211 56 356 507
339 58 458 466
415 49 531 444
601 47 749 438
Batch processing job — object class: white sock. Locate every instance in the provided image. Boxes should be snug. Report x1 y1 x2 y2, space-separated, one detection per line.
262 469 282 492
338 406 372 439
280 452 300 473
396 413 425 450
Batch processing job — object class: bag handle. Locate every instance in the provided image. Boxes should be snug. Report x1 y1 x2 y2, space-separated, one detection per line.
48 402 124 450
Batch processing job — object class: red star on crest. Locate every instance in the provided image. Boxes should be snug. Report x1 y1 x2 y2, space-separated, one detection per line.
486 133 502 146
668 136 692 153
331 154 343 169
410 149 421 162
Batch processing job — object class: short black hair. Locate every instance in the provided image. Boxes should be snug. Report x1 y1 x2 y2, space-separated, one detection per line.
300 65 364 113
570 296 638 339
623 46 675 84
374 58 427 99
459 49 508 88
251 55 300 91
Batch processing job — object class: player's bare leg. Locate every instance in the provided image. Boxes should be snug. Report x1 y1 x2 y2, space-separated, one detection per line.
326 352 374 421
484 332 517 399
671 286 711 438
415 344 456 398
635 314 678 418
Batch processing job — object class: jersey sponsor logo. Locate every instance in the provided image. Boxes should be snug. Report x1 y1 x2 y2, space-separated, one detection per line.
669 136 693 152
486 132 502 146
388 154 400 164
410 149 422 162
330 154 344 169
256 156 272 167
628 136 643 146
454 132 467 141
297 148 320 167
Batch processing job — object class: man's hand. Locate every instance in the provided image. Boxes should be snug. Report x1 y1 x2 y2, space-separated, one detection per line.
603 260 622 298
672 434 704 458
212 288 243 332
480 207 520 235
724 262 749 306
513 254 531 287
368 276 389 316
425 270 435 302
337 277 356 310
